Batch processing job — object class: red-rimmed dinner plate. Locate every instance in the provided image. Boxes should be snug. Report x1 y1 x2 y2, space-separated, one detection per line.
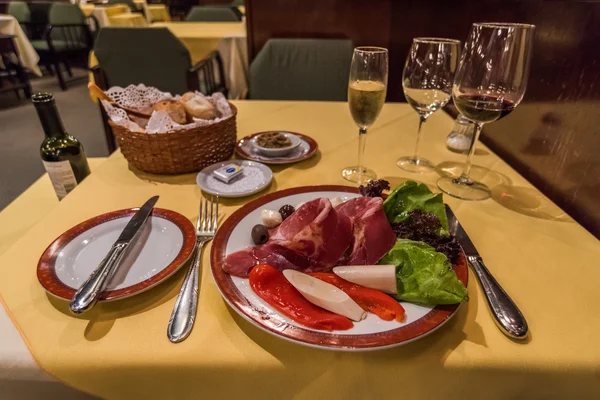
235 131 319 165
210 185 468 351
38 208 196 301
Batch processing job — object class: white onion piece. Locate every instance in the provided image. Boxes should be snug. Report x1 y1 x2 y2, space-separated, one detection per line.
333 265 397 294
261 209 282 228
282 270 367 321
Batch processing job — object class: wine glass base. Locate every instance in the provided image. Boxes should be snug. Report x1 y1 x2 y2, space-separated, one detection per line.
437 176 491 201
397 157 435 173
341 166 376 185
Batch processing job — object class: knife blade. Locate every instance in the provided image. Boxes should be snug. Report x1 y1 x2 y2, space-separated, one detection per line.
69 196 159 314
446 205 529 340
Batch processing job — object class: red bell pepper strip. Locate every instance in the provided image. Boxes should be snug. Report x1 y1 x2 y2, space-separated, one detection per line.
309 272 406 322
249 265 354 331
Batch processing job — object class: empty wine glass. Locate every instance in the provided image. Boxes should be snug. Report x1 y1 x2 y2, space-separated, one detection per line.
398 38 461 173
342 47 389 184
437 22 535 200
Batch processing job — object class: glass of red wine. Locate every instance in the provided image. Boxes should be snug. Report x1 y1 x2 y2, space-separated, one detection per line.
437 22 535 200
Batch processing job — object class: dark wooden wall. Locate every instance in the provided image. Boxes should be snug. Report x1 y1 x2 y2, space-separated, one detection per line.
246 0 600 237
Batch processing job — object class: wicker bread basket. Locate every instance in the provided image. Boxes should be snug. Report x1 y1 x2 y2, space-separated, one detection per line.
110 103 237 175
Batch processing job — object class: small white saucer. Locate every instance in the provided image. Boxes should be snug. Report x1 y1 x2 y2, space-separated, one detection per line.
196 160 273 198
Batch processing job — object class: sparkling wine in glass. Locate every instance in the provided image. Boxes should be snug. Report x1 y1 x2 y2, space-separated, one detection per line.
437 22 535 200
342 47 388 184
398 38 461 173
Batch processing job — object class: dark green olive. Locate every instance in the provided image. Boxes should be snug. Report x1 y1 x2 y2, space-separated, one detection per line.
279 204 295 221
251 224 269 245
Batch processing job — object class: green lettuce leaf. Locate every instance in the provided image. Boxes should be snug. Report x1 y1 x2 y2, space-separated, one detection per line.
382 181 449 236
379 239 467 305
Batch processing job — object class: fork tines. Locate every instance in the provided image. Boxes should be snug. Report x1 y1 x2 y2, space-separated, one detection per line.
197 195 219 234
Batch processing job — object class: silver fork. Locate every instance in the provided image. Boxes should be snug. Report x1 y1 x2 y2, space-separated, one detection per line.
167 195 218 343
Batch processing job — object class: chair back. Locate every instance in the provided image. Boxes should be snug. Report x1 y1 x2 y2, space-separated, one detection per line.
7 1 30 23
49 3 86 25
186 6 241 22
48 4 90 47
250 38 354 101
94 27 192 94
231 0 245 6
28 2 52 23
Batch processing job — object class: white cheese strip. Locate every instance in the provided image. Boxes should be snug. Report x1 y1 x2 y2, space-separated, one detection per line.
333 265 397 294
282 270 367 321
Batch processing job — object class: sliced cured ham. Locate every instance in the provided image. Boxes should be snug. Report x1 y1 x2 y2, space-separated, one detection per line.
223 198 353 277
336 197 396 266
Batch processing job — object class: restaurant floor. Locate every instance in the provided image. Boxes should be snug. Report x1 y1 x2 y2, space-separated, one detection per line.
0 69 109 211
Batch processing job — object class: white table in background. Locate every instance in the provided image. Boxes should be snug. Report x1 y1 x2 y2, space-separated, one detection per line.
0 14 41 76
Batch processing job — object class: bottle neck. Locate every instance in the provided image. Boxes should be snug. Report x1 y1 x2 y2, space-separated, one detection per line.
35 102 66 138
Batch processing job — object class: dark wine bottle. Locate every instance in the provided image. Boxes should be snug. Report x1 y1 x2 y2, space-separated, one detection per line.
32 92 91 200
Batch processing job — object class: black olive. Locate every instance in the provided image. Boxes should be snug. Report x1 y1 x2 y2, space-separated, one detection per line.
279 204 295 221
251 224 269 245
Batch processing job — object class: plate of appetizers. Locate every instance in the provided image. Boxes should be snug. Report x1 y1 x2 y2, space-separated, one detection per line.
210 181 468 351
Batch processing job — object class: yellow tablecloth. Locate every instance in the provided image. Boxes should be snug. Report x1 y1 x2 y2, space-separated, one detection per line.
152 22 245 65
0 158 107 257
80 4 131 27
0 158 106 398
108 13 148 27
0 102 599 399
104 4 131 17
147 5 170 22
132 0 170 22
79 4 95 17
152 22 248 99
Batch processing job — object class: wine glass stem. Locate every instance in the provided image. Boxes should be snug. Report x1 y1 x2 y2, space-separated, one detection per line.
413 114 427 161
457 122 484 184
357 128 367 180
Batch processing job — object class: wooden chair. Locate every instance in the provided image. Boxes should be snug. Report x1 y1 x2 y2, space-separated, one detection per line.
0 34 32 99
93 27 227 152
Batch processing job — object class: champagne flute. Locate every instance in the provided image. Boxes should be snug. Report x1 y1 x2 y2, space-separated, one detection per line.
398 38 461 173
342 47 388 184
437 22 535 200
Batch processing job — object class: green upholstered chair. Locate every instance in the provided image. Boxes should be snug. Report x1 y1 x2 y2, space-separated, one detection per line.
7 1 30 23
30 3 95 90
95 28 195 95
186 6 241 22
249 38 354 101
93 28 227 152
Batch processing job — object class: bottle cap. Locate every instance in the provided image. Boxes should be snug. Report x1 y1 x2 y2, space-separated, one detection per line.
32 92 55 104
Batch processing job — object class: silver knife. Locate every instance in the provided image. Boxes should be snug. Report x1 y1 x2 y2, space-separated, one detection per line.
446 205 529 340
69 196 159 314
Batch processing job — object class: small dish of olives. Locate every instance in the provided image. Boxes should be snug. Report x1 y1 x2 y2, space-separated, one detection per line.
252 132 302 157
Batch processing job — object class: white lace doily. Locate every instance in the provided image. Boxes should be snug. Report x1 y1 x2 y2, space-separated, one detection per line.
106 84 172 108
101 84 233 134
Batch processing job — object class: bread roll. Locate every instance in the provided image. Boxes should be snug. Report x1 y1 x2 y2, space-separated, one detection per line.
152 99 188 125
180 92 217 120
